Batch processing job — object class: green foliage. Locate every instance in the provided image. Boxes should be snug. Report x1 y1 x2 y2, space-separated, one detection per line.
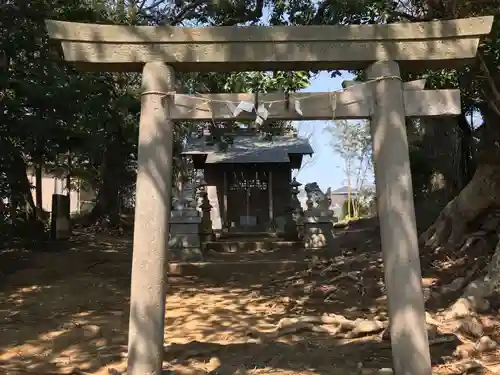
220 71 311 93
326 119 372 194
327 120 372 164
1 0 499 240
1 0 317 235
341 197 371 219
342 198 354 219
327 120 373 219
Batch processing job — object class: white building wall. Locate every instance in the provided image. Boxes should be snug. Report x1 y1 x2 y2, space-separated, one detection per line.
27 173 95 214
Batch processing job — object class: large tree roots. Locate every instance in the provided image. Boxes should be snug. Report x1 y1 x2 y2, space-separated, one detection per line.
420 165 500 250
444 236 500 319
419 165 500 318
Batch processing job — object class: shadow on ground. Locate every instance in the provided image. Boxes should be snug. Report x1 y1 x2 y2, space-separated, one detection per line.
0 221 461 375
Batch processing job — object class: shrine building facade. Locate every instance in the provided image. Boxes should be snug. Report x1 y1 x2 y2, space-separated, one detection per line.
183 129 313 232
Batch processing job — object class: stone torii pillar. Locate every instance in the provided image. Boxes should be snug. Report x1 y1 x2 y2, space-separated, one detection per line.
367 61 431 375
127 62 175 375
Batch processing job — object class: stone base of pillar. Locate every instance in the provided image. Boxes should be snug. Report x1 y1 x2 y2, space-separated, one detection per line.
169 212 203 261
303 210 335 249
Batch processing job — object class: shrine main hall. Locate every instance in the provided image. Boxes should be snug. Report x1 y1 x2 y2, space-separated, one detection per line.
183 128 313 232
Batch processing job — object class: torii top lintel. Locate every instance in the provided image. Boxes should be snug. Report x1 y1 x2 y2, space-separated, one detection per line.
45 16 493 73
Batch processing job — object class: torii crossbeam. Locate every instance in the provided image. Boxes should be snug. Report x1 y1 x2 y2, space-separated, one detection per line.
169 79 460 121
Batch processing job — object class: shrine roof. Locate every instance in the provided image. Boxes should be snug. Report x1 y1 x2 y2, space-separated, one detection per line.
182 135 313 164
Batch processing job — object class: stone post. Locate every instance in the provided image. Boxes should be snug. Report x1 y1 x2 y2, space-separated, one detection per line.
50 193 70 240
366 60 431 375
50 173 71 240
127 62 175 375
199 182 213 242
283 178 301 240
223 170 228 229
268 169 274 224
290 178 303 236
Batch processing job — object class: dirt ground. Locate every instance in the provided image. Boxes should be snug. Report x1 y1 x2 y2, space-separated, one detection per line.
1 219 500 375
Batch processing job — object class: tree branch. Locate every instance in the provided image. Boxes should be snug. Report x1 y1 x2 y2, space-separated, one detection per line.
387 7 425 22
478 51 500 119
167 0 265 28
169 0 208 26
139 0 165 12
218 0 265 26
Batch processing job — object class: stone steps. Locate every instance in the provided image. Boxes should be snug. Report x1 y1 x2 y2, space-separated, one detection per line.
206 230 303 253
204 238 302 253
167 230 315 279
166 260 310 280
217 231 278 239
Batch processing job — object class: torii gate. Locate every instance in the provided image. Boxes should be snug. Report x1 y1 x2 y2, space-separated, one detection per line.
45 17 493 375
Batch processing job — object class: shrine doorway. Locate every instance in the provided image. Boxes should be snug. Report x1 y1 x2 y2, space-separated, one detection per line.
227 166 270 231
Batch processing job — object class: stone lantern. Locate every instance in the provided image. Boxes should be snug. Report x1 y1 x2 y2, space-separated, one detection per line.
168 173 203 261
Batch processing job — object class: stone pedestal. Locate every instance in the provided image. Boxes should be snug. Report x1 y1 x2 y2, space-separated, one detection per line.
303 209 335 249
169 211 203 261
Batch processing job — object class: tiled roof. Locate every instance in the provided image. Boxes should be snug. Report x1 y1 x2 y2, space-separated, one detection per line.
331 185 375 195
331 186 352 194
182 135 313 164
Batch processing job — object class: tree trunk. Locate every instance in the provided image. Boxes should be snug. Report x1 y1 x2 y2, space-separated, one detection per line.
427 103 500 317
3 142 37 219
420 163 500 249
416 0 500 319
35 160 42 211
66 151 72 208
456 113 475 189
88 134 127 226
90 170 121 225
420 163 500 318
2 140 46 245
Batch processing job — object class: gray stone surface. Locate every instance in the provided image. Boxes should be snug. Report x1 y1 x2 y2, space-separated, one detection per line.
46 17 493 72
304 218 335 250
126 62 175 375
304 208 334 219
302 183 336 249
169 247 203 262
170 222 201 233
169 87 460 121
169 215 203 261
168 233 200 247
367 60 431 375
171 209 199 218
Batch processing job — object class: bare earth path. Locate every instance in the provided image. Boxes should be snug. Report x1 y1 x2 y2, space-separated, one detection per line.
1 221 500 375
